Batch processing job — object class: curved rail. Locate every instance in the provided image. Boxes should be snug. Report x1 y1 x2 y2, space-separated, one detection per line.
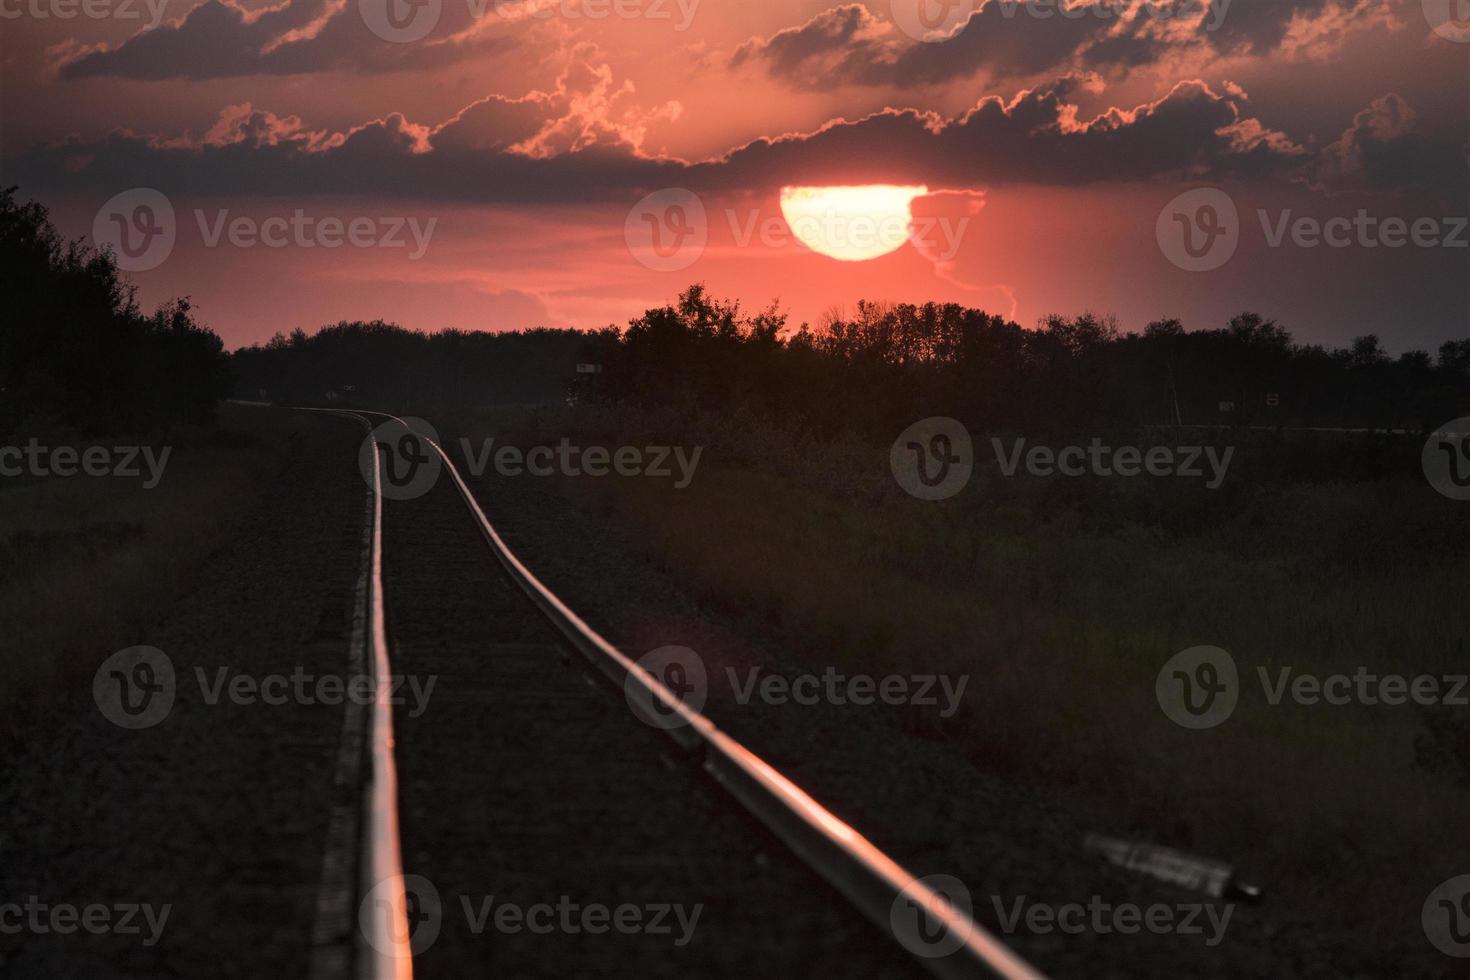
360 409 1043 980
297 409 412 980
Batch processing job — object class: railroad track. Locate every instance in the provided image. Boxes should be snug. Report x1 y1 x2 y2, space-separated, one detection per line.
300 408 1042 980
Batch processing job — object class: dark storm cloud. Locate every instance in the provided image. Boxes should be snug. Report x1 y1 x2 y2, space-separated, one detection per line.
61 0 328 79
885 0 1124 83
56 0 1390 84
730 0 1394 90
1310 93 1469 204
5 76 1312 203
690 77 1304 189
729 4 884 79
58 0 511 79
729 2 1118 88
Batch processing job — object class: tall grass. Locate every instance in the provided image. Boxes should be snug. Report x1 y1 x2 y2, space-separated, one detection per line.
453 403 1470 976
0 406 309 743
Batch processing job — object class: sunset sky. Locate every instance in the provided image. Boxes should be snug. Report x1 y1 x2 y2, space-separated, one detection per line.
3 0 1467 351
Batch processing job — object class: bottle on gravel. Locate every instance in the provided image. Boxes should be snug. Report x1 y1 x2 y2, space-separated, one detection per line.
1084 833 1262 901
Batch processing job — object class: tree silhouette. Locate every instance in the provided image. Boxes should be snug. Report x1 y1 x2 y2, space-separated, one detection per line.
0 187 230 438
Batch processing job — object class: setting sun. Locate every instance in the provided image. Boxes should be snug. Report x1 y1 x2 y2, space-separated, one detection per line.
779 185 929 262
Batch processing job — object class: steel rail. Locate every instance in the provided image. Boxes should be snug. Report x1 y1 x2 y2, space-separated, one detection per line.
295 408 413 980
354 409 1044 980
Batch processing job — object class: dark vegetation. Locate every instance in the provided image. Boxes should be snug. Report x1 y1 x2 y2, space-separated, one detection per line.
580 285 1470 437
0 188 231 439
229 284 1468 437
3 171 1461 440
3 173 1465 972
444 287 1470 976
231 323 587 406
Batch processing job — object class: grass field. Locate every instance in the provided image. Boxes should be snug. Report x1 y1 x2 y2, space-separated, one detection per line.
0 405 310 743
448 402 1470 976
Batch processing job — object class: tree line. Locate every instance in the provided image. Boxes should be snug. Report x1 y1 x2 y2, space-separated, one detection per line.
230 322 587 408
578 286 1470 437
5 174 1463 441
0 188 230 438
